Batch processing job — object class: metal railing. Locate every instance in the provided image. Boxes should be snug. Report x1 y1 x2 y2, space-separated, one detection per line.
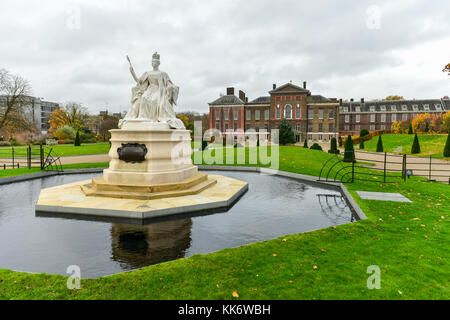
319 150 450 184
0 145 63 172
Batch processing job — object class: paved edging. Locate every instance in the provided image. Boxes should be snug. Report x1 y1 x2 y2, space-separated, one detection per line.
1 165 367 221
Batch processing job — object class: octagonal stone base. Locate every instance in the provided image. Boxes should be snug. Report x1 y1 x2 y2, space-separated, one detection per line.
36 174 248 220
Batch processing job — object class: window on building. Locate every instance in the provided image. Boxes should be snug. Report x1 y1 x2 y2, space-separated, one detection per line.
234 109 238 121
329 123 334 132
308 124 313 132
344 125 349 131
276 106 281 119
215 110 220 121
245 124 250 131
296 124 301 131
318 135 322 142
234 123 237 131
402 114 408 121
355 106 360 113
345 115 349 123
356 115 360 123
308 109 313 119
412 104 419 111
381 124 386 130
370 125 375 131
264 109 269 120
255 124 259 132
380 105 386 111
391 114 396 122
401 105 407 111
355 125 360 131
224 109 229 121
264 124 269 131
216 124 219 130
391 105 397 111
246 110 251 121
381 114 386 122
318 123 323 132
225 123 229 131
296 105 300 119
423 104 430 110
318 109 324 120
343 107 348 112
255 110 260 121
370 114 375 122
435 104 442 110
370 106 375 112
285 105 292 119
329 109 334 119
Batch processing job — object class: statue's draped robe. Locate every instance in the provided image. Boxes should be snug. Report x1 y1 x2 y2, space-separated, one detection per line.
122 70 184 129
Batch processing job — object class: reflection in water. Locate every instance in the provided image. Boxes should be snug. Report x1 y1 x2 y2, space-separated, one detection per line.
0 170 355 278
110 219 192 270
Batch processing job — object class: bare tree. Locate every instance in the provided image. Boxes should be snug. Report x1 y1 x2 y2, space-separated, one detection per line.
63 101 90 131
0 68 32 131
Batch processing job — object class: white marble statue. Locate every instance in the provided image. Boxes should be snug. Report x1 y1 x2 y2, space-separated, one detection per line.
119 52 185 129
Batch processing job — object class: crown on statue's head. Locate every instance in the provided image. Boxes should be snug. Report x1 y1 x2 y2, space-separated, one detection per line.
152 52 160 60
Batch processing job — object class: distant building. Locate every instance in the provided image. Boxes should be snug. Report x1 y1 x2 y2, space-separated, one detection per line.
208 82 340 143
0 95 59 134
339 97 450 135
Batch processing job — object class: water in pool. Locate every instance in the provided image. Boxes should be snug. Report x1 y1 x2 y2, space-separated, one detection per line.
0 171 354 278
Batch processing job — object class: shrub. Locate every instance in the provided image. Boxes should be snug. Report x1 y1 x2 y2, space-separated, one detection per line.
376 135 384 152
408 123 413 134
202 140 208 150
360 129 370 138
74 131 81 146
0 141 10 146
411 133 421 154
359 139 365 149
444 133 450 157
303 138 308 148
58 140 65 144
343 135 355 163
278 118 296 145
328 137 338 154
55 126 75 141
310 143 323 151
338 136 343 147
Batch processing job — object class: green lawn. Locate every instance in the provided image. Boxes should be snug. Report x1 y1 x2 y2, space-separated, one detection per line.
0 146 448 299
362 134 448 157
0 143 110 157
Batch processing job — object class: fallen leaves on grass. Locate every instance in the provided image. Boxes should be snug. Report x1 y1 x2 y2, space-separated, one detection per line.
232 291 239 298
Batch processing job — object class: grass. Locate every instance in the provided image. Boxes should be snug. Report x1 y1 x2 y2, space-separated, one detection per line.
362 134 448 157
0 142 110 157
0 146 448 299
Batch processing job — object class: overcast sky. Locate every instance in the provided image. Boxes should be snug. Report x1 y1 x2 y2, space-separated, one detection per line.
0 0 449 114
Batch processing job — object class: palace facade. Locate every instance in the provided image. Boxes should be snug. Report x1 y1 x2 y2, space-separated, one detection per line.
208 82 340 143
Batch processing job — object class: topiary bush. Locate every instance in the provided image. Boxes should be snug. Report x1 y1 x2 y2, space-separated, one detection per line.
411 133 421 154
376 135 384 152
303 138 308 148
74 131 81 146
444 132 450 157
328 137 339 154
310 143 323 151
278 118 296 145
359 139 365 149
343 135 355 162
408 123 413 134
360 129 370 138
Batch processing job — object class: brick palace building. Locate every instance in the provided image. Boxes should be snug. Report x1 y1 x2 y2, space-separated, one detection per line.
208 82 340 143
339 97 450 136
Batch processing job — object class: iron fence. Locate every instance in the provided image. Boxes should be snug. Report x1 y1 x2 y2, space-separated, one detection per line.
0 145 63 171
319 150 450 184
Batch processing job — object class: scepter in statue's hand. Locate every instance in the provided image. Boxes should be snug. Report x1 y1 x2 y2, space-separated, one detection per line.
127 55 139 83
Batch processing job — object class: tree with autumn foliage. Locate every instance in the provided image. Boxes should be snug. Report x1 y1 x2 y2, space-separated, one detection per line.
411 113 432 133
443 63 450 77
385 95 404 101
48 102 89 134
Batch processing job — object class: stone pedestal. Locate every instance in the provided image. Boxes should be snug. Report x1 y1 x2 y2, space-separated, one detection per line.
103 122 198 185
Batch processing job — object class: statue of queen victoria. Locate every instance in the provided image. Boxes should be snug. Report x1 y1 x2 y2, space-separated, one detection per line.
119 52 185 129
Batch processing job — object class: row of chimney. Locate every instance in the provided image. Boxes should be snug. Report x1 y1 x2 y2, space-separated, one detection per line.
272 81 307 90
227 81 309 101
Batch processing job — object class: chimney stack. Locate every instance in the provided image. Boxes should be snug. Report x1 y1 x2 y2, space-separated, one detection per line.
361 98 364 103
350 98 354 102
239 90 246 101
303 81 307 89
339 98 343 106
226 87 234 95
273 83 277 90
245 97 248 103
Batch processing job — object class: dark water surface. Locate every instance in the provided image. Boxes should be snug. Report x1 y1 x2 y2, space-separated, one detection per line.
0 171 354 278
